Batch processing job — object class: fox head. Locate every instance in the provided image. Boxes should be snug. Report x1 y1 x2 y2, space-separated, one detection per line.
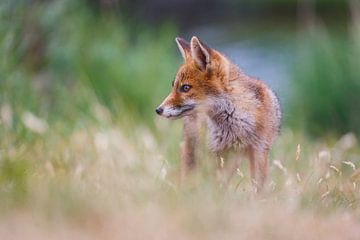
156 36 229 119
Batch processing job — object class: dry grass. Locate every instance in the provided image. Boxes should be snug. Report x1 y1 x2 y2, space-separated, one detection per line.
0 105 360 239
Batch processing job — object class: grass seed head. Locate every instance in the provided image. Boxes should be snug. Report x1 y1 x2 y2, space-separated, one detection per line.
296 144 301 161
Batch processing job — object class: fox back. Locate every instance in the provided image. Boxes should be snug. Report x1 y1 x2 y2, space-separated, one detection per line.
156 36 281 188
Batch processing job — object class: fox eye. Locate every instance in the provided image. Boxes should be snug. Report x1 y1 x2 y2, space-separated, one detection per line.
180 84 192 93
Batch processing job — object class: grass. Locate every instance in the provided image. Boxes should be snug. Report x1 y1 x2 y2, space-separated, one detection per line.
288 18 360 137
0 108 360 239
0 0 179 127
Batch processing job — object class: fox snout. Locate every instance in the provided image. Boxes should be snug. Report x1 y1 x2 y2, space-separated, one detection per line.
155 99 195 119
155 107 163 115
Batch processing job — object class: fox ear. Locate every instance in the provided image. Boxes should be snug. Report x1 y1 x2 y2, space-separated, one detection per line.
190 36 211 71
175 37 191 61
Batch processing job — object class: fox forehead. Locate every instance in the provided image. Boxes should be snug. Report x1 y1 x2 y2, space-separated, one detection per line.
173 63 204 87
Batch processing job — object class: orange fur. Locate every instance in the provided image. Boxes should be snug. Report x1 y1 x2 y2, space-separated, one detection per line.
156 36 282 189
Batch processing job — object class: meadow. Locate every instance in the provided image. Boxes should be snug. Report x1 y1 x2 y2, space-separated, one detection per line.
0 0 360 239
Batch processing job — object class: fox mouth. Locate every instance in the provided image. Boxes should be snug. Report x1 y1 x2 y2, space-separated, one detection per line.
166 104 195 119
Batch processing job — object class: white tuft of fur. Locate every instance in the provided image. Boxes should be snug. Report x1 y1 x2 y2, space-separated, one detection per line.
206 96 268 153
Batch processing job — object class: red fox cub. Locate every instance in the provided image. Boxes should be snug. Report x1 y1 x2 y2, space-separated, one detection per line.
156 36 281 189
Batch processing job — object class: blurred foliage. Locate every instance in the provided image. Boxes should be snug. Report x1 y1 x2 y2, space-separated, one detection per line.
1 0 358 138
288 24 360 137
0 0 179 131
0 158 29 203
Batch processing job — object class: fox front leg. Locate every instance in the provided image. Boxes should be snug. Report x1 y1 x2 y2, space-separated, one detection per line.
215 151 242 188
248 146 269 192
180 114 198 181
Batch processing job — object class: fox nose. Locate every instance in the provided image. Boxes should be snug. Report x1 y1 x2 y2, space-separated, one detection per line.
155 107 163 115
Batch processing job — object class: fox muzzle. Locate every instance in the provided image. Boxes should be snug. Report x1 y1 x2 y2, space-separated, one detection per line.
155 104 195 119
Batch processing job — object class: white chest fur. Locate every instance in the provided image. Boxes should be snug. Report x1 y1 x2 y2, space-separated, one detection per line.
206 97 264 153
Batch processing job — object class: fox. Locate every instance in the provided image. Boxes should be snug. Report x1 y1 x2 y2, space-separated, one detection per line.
156 36 282 189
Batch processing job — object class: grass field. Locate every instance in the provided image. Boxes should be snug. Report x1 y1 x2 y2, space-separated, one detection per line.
0 103 359 239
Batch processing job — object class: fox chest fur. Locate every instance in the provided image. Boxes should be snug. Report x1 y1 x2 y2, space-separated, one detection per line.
205 77 279 154
206 96 259 153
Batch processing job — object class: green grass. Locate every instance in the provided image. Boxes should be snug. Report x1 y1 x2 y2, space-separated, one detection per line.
288 24 360 137
0 0 179 128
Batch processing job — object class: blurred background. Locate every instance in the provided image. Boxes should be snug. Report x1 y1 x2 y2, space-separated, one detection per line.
1 0 360 238
1 0 360 136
